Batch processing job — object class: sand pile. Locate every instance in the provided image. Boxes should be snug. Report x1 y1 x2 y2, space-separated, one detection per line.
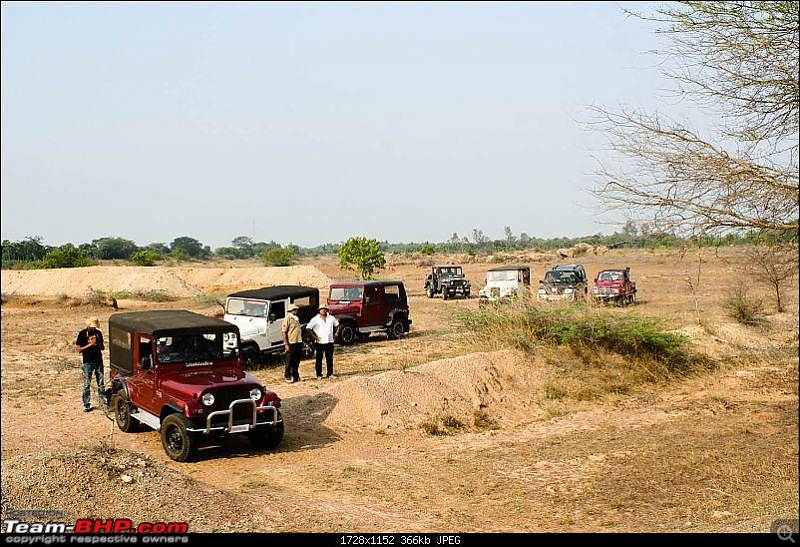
0 267 200 298
323 350 542 432
1 265 332 298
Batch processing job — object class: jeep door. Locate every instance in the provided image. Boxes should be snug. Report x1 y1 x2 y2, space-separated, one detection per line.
266 300 287 349
130 334 158 414
361 285 383 327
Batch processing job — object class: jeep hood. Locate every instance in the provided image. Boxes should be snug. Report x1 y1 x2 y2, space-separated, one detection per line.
159 366 258 394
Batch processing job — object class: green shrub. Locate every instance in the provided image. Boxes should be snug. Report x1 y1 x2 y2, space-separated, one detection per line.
418 243 435 256
262 247 295 267
130 249 162 266
338 237 385 279
456 298 701 374
38 245 94 269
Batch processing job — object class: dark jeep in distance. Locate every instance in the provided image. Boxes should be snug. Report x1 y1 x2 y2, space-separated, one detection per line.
108 310 283 462
537 264 589 302
425 265 471 300
326 281 412 344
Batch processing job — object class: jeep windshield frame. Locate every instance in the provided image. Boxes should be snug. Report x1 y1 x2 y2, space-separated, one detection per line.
545 271 578 285
487 270 518 282
329 287 364 302
225 297 269 317
436 267 463 277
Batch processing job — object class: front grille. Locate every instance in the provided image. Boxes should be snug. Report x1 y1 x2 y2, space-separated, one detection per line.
212 388 253 420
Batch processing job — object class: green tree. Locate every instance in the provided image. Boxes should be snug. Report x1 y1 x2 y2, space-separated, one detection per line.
94 237 139 260
170 236 209 259
338 237 386 279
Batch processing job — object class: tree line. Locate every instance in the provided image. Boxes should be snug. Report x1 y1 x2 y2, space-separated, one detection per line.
1 224 782 271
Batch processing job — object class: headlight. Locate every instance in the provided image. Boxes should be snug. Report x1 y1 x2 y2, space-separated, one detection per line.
563 288 574 294
538 289 546 295
249 388 262 401
201 393 215 406
223 333 230 342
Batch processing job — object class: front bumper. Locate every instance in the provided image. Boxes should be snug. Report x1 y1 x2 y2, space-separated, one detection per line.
186 398 282 435
537 293 576 302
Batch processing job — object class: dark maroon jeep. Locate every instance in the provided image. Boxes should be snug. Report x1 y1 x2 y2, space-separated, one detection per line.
326 281 412 345
108 310 283 462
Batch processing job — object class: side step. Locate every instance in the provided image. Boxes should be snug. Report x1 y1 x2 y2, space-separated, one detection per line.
130 408 161 431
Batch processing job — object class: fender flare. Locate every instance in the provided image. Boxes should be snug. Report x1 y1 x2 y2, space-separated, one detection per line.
160 403 185 423
387 310 408 326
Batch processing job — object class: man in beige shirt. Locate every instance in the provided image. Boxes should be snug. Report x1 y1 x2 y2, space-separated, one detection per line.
282 304 303 383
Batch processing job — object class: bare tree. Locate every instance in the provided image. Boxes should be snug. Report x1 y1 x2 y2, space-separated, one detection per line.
745 242 798 312
593 2 799 240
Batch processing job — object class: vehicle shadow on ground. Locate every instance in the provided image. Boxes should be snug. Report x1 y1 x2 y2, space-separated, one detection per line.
190 392 341 461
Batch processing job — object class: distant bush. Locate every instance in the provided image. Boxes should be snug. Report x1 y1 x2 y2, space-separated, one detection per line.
418 243 435 256
111 290 177 302
723 285 766 326
130 249 162 266
38 245 94 269
262 247 295 267
338 237 386 279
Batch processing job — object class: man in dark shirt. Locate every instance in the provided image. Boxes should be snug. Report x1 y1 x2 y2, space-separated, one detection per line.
76 317 106 412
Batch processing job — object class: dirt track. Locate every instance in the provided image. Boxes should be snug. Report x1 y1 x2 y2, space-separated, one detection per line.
1 249 798 532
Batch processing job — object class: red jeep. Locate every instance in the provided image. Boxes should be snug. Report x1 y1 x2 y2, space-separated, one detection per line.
108 310 284 462
326 281 412 345
592 267 637 305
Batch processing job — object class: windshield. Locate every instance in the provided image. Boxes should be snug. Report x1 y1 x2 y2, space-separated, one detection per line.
437 267 463 276
156 333 234 364
329 287 363 301
487 271 517 282
598 271 623 282
225 298 268 317
545 271 577 284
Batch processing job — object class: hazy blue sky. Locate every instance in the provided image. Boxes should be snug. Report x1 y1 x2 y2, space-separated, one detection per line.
2 2 677 248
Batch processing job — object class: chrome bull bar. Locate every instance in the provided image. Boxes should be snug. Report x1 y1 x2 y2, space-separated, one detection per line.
186 398 281 434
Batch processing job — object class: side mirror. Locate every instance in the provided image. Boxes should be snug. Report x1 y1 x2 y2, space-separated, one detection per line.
593 278 598 283
269 314 277 323
539 280 544 284
140 356 152 371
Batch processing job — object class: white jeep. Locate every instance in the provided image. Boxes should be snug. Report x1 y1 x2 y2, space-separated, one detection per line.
478 266 532 304
223 285 318 365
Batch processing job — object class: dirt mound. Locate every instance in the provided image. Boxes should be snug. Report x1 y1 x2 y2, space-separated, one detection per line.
322 350 544 433
0 267 200 298
0 265 332 299
0 445 277 532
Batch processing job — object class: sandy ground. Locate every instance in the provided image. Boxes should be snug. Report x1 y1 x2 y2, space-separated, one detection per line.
1 248 797 532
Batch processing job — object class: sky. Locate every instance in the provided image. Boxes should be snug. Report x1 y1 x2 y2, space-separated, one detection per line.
1 1 680 249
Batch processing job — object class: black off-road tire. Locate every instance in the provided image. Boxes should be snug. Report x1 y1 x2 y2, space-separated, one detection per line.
387 319 405 340
338 323 358 345
113 391 137 433
241 343 261 369
161 414 197 462
248 413 284 449
426 287 434 299
442 290 449 300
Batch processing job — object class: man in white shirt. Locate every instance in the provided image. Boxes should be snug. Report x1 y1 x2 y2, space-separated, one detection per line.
306 305 340 379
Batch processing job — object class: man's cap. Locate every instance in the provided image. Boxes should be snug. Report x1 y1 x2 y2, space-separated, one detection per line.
288 304 300 311
85 317 100 328
318 305 329 311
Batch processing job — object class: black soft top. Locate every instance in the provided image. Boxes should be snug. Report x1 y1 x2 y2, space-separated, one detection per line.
488 265 530 272
109 310 236 337
227 285 318 301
